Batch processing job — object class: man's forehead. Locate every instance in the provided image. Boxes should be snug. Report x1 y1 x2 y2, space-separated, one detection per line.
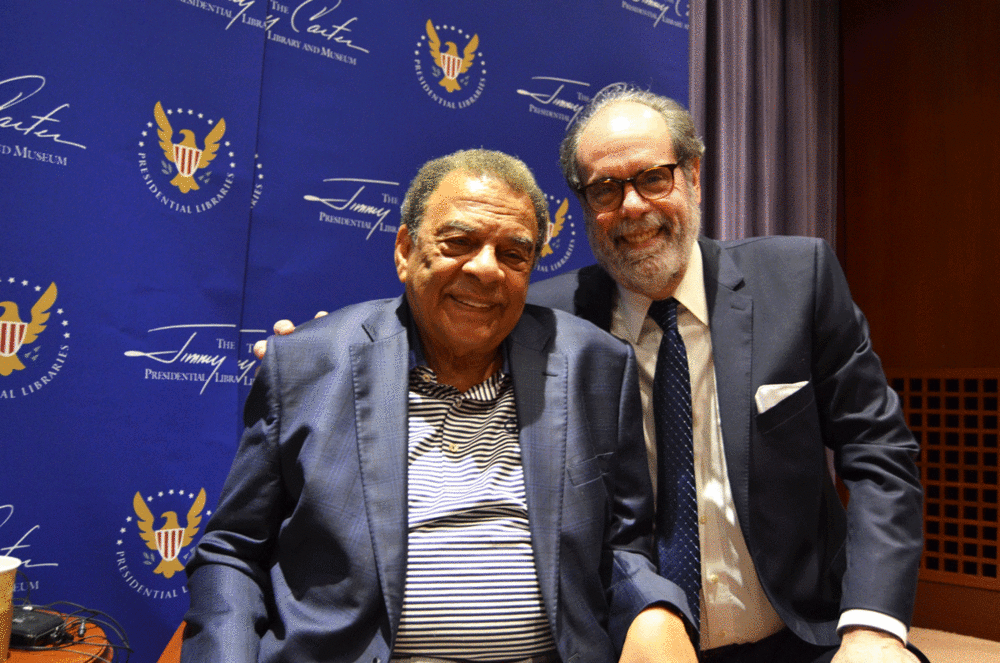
588 100 667 129
579 102 673 151
594 100 659 125
576 103 676 180
425 172 537 239
431 171 514 206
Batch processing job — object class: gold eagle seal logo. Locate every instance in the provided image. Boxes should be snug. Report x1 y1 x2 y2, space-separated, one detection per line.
541 198 569 258
153 102 226 194
425 20 478 93
0 282 57 377
133 488 207 579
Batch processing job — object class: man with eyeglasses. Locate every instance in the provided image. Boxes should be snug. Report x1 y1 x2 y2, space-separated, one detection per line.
528 86 928 663
257 88 928 663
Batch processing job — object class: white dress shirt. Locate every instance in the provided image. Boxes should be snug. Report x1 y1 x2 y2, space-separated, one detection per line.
609 243 908 649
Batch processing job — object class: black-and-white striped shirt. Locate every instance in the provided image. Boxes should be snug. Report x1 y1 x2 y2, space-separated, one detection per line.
393 366 557 661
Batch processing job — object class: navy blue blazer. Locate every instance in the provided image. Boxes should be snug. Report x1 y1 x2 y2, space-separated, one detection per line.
527 236 924 646
182 297 681 662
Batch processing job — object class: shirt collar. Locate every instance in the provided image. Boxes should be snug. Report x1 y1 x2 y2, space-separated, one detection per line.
615 239 709 342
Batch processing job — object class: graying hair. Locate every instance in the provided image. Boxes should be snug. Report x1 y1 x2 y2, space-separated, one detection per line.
399 149 550 258
559 85 706 191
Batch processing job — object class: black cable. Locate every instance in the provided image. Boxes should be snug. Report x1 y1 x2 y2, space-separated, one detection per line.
12 568 32 605
8 568 132 660
7 599 133 662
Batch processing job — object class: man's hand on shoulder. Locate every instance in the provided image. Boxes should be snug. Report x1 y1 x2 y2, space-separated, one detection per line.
832 627 921 663
619 605 697 663
252 312 328 360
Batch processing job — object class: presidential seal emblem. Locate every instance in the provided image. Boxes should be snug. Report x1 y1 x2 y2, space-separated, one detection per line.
251 154 265 207
415 20 487 109
115 488 209 601
534 194 578 275
137 101 237 214
133 488 206 579
153 102 226 194
0 277 70 399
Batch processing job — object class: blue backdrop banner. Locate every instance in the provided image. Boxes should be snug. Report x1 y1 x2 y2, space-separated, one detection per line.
2 1 689 658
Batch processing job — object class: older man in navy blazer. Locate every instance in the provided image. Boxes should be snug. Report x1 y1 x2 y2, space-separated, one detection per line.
251 89 929 663
182 149 686 662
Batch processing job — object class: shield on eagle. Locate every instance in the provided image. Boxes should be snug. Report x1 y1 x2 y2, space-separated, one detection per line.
173 144 203 178
0 320 27 357
440 52 462 81
155 527 185 562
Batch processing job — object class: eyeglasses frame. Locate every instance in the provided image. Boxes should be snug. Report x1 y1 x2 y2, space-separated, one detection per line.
576 163 681 212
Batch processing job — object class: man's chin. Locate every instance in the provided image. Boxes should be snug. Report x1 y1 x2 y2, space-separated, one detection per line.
602 252 682 298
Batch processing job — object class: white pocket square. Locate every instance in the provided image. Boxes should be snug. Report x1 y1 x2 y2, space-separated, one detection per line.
755 381 809 414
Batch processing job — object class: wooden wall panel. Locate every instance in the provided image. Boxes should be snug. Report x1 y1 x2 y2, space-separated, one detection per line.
841 0 1000 370
841 0 1000 640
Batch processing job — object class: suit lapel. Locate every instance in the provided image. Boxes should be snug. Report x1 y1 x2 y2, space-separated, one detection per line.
574 264 617 331
700 238 755 537
351 300 410 634
508 310 565 632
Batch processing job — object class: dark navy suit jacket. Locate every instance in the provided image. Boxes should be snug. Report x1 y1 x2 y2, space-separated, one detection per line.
527 236 924 646
182 297 680 662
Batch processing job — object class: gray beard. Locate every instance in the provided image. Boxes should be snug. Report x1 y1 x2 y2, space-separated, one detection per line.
586 203 701 299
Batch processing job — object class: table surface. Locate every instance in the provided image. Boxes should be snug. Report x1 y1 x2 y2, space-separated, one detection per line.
7 614 112 663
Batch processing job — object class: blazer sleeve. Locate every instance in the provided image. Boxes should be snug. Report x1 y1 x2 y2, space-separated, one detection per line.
181 341 285 662
604 345 697 648
810 240 924 624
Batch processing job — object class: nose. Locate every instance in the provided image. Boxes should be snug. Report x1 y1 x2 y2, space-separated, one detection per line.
464 244 504 282
618 182 651 217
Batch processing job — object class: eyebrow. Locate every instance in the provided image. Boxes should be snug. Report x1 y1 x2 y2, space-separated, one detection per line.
507 235 536 253
438 220 477 235
438 221 536 251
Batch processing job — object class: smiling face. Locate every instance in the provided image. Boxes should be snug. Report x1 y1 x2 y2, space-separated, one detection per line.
395 170 538 379
576 101 702 300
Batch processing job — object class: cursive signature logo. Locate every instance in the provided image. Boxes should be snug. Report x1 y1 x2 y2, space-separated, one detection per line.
223 0 258 29
124 324 257 394
622 0 690 29
0 504 59 569
304 177 401 240
291 0 369 53
216 0 370 64
0 75 86 150
517 76 590 125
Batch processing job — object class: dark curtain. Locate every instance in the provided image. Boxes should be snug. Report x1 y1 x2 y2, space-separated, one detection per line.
689 0 839 244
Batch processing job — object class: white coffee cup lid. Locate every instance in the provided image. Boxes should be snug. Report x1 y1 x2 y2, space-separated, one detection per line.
0 557 22 573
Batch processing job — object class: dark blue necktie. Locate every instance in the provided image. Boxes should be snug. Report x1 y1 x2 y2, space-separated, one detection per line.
648 297 701 628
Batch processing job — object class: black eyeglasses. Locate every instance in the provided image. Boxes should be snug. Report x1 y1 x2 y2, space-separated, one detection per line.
578 163 679 212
